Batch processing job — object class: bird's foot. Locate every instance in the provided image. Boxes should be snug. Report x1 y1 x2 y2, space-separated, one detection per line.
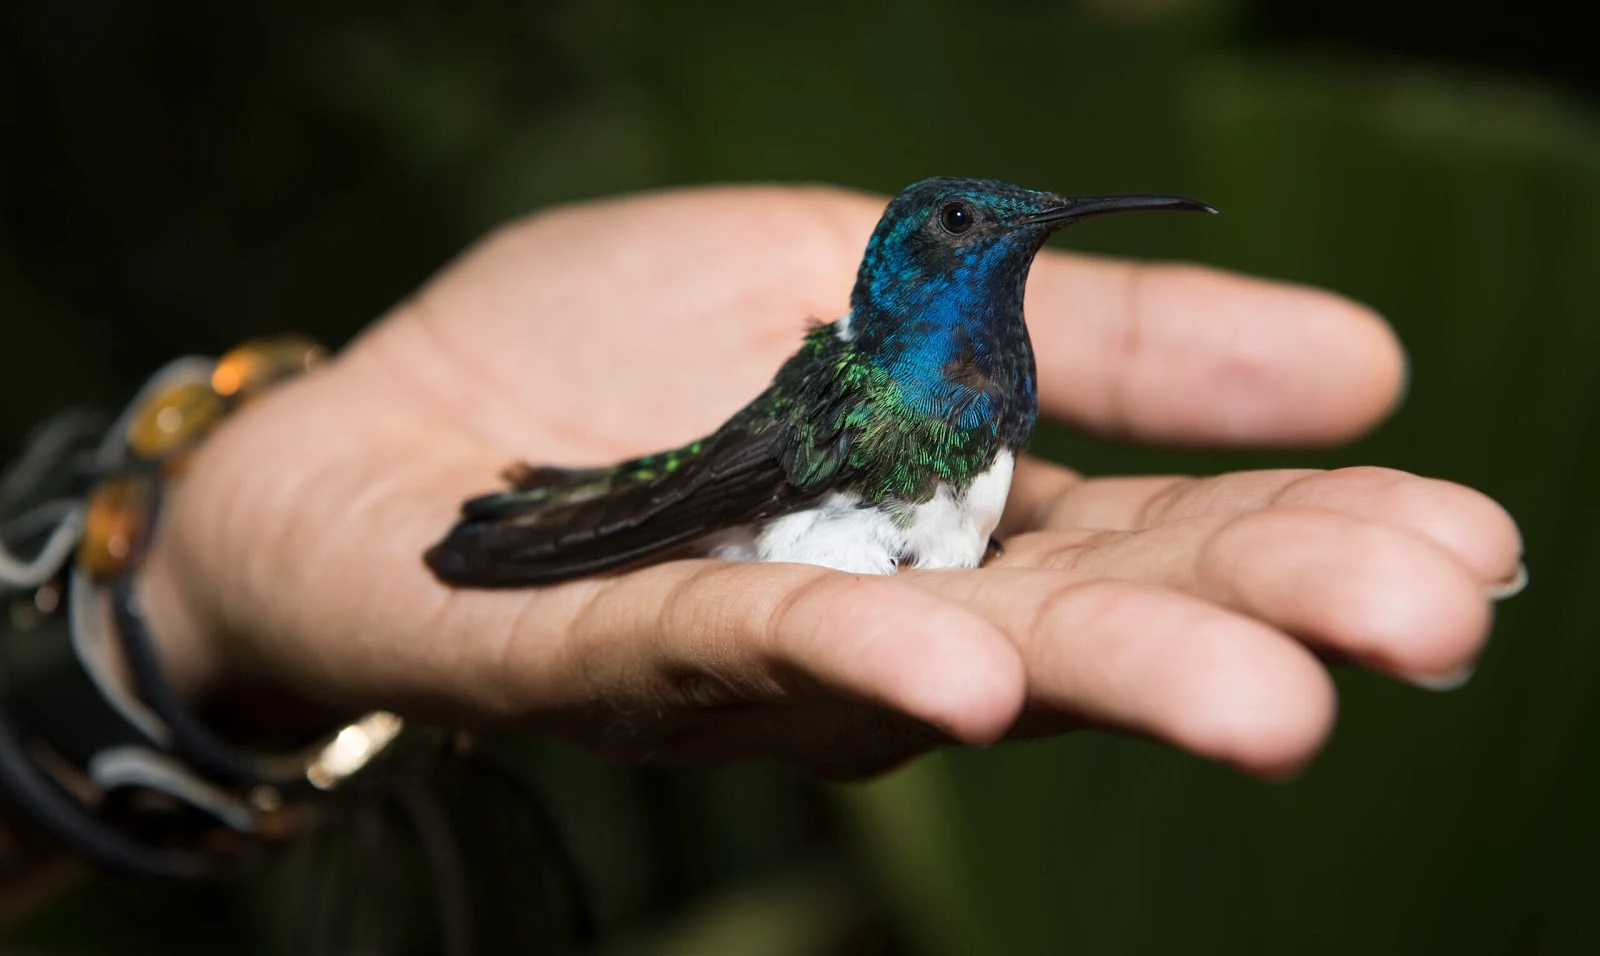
500 461 541 489
499 461 589 491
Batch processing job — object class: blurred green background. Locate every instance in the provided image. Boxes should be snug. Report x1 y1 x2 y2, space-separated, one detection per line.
3 0 1598 952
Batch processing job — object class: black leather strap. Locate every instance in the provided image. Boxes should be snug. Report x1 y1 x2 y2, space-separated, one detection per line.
109 571 269 787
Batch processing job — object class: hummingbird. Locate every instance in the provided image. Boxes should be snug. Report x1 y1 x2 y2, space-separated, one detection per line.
425 178 1214 588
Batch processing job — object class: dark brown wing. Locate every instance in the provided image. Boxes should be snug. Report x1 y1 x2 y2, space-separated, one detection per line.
423 427 815 588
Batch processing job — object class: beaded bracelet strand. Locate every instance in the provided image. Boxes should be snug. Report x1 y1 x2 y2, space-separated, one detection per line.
1 340 598 950
0 336 405 878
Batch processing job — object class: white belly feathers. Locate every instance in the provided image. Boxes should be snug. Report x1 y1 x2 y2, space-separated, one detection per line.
704 450 1014 574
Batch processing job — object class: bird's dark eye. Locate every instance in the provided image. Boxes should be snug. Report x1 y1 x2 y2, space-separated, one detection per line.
939 201 973 235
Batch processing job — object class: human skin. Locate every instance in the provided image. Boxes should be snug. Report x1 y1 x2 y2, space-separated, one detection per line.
136 184 1524 781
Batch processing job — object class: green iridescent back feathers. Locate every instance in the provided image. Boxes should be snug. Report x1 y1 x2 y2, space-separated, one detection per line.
739 321 1006 509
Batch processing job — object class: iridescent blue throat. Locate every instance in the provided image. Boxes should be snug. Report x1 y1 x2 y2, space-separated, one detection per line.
848 230 1040 437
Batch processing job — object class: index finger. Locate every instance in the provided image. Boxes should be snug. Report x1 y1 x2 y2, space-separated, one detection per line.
1025 252 1407 447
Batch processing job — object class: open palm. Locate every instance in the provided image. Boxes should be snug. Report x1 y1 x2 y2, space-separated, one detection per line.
144 185 1522 780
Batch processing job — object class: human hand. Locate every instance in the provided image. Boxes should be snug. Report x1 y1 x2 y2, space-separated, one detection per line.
140 185 1523 780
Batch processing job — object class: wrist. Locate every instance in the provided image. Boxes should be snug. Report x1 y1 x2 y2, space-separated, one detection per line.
139 530 356 747
116 355 365 747
134 525 220 706
1 337 409 880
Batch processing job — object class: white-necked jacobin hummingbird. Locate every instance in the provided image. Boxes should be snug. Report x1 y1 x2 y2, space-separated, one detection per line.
425 178 1214 587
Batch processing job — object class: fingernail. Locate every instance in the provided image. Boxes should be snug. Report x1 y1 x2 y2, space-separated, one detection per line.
1403 662 1476 693
1487 562 1528 602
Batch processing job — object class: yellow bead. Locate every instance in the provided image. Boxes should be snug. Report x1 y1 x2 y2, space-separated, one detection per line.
78 475 151 579
126 381 223 460
212 335 327 400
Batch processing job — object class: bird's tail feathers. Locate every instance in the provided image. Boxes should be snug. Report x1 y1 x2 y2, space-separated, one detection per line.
425 428 799 588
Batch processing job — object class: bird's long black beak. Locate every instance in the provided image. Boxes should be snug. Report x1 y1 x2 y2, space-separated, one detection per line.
1023 194 1217 228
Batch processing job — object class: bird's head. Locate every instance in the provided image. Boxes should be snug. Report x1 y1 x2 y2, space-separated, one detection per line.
851 177 1214 322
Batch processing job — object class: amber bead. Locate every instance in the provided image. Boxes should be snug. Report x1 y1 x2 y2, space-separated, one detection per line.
212 335 327 400
78 475 151 579
159 448 196 479
127 381 223 461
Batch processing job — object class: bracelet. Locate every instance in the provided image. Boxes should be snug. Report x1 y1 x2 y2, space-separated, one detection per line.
0 336 407 878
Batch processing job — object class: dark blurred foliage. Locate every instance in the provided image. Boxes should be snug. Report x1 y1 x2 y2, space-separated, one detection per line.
3 0 1599 953
1254 0 1600 96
